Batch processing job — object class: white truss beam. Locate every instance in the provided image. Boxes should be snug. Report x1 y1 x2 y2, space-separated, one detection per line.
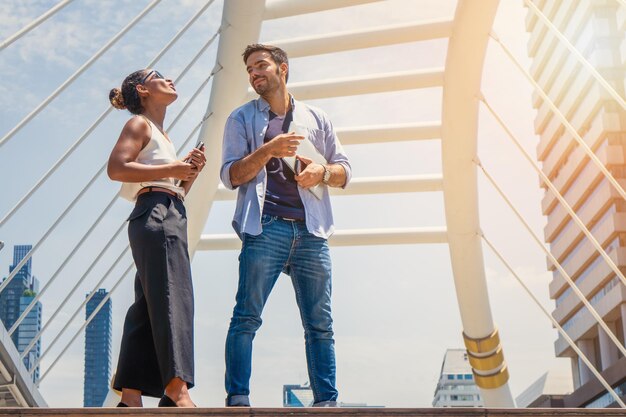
336 122 441 145
214 174 443 200
264 0 383 20
272 19 453 58
249 68 445 101
197 227 447 251
335 174 443 195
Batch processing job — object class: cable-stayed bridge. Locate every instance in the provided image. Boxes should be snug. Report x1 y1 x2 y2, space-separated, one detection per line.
0 0 625 411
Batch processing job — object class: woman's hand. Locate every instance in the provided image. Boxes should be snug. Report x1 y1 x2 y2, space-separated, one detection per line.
169 160 198 181
185 146 206 172
179 145 206 193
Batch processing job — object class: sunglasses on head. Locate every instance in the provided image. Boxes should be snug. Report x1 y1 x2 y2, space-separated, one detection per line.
140 70 165 84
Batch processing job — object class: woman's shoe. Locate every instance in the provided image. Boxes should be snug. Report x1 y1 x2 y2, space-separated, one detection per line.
158 395 177 407
116 402 129 407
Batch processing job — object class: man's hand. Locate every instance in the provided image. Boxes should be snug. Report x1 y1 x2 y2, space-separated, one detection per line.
294 155 324 189
265 132 304 158
229 132 304 188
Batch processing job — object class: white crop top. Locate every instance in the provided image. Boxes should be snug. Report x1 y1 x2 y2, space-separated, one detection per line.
119 116 186 202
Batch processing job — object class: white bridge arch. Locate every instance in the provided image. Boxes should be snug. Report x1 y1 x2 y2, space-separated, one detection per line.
184 0 513 406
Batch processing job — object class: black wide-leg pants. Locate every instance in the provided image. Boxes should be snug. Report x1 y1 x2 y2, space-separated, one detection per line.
113 192 194 398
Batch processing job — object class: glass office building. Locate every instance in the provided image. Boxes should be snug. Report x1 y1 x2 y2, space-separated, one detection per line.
83 289 112 407
0 245 42 383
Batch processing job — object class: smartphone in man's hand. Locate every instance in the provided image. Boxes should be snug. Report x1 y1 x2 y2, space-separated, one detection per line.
294 158 302 175
294 158 309 176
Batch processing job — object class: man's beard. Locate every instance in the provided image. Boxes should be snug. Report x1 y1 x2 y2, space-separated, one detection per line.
253 69 280 95
253 79 268 95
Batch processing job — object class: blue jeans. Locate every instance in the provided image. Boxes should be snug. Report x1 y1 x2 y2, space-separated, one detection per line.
225 215 338 406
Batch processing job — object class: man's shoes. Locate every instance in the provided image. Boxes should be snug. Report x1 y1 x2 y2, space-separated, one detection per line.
226 394 250 407
116 402 129 407
158 395 177 407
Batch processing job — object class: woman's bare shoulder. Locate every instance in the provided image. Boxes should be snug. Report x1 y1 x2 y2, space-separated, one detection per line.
123 115 151 136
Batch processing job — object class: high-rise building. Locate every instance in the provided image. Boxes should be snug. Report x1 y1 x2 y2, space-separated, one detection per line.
17 291 42 382
283 382 315 407
0 245 42 383
83 289 112 407
526 0 626 408
1 245 33 345
432 349 483 407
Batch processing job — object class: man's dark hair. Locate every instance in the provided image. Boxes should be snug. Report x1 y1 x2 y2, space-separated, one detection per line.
242 44 289 83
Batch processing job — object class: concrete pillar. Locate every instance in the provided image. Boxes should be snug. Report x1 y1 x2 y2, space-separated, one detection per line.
577 338 596 385
598 321 619 370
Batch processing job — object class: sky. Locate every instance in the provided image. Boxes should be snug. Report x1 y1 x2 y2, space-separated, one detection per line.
0 0 573 408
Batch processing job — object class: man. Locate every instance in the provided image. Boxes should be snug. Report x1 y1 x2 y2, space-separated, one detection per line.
220 44 351 407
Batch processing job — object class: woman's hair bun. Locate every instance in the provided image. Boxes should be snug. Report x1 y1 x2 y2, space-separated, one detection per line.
109 87 126 110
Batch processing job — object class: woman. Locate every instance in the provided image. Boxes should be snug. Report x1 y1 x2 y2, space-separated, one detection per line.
107 68 205 408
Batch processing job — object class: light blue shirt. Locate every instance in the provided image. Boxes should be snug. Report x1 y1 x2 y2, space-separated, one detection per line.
220 96 351 239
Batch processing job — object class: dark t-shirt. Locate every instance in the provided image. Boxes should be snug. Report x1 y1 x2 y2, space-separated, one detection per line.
262 110 305 220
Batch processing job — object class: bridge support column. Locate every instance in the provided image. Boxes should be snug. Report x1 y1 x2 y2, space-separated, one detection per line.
441 0 514 407
185 0 267 256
